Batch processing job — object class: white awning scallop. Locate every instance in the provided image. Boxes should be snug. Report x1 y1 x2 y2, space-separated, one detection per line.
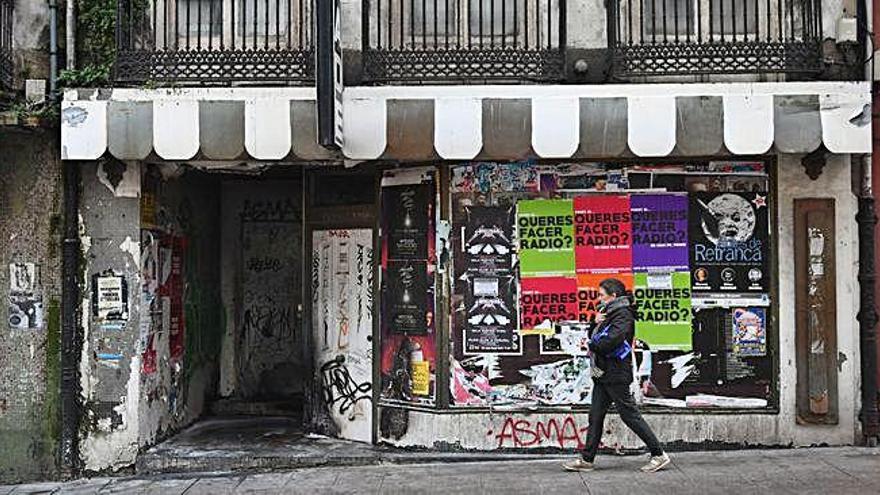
61 82 871 162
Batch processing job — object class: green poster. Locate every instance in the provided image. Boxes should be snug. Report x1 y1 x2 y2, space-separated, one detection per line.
517 199 575 278
633 272 692 351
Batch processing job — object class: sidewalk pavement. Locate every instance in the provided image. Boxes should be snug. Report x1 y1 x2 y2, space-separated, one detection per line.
2 446 878 494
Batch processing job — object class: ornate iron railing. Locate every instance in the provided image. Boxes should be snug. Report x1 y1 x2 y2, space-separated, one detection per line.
362 0 566 83
0 0 12 90
116 0 315 84
608 0 823 77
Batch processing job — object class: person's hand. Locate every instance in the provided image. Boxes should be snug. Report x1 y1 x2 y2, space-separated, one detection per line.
595 313 606 324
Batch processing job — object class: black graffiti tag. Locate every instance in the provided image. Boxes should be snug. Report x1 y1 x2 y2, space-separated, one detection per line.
242 303 294 339
320 355 372 417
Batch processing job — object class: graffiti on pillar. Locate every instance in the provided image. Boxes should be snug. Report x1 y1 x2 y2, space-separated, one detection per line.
313 229 374 442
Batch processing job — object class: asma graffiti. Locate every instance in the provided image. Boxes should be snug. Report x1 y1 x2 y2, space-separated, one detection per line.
488 415 590 449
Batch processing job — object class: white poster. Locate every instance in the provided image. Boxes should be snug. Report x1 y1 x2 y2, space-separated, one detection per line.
96 275 127 320
9 263 37 293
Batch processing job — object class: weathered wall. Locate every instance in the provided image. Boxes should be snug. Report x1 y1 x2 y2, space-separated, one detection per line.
138 164 223 447
11 0 51 86
77 159 142 472
78 161 227 471
0 129 62 482
380 153 861 450
219 177 305 400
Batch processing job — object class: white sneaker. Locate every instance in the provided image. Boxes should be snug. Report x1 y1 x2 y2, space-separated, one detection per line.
562 458 595 472
640 453 670 473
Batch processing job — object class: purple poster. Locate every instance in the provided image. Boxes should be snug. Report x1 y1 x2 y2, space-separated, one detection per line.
631 194 689 271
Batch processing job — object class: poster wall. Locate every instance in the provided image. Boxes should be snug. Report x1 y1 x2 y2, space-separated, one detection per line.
380 168 438 406
449 162 773 410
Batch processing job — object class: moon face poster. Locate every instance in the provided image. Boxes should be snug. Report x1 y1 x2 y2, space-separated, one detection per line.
688 192 770 292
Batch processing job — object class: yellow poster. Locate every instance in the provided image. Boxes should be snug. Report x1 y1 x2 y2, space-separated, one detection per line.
411 361 430 396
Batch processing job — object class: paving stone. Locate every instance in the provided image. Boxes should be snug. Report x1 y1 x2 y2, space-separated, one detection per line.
4 447 880 494
181 476 243 495
9 482 61 494
233 473 295 494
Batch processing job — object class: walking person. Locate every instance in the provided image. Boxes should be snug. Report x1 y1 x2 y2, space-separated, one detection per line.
562 278 671 473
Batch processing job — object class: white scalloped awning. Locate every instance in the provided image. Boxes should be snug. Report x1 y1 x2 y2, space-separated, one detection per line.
342 82 872 160
61 82 871 162
60 88 333 162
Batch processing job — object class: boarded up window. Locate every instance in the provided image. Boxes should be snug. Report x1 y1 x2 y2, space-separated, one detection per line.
794 199 838 424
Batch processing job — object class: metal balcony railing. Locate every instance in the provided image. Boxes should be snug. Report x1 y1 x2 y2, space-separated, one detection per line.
362 0 566 83
116 0 315 84
1 0 12 90
608 0 823 77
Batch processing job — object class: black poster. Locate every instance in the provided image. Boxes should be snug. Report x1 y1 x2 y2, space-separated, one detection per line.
463 276 520 354
385 259 429 334
460 206 519 354
383 184 431 260
689 192 770 292
463 206 515 276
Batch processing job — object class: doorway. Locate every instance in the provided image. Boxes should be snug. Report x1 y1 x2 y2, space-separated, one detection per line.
214 173 307 417
305 169 379 443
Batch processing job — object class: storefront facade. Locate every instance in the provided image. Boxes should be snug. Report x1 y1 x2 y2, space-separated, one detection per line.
60 80 871 460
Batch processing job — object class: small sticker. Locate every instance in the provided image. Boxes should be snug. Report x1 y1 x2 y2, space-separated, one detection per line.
9 263 37 293
646 272 673 290
473 278 500 297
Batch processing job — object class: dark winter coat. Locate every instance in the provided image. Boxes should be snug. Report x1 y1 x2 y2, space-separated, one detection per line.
588 296 635 384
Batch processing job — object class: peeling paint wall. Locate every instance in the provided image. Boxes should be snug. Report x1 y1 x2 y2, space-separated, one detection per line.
11 0 51 87
0 129 62 483
380 154 861 450
78 160 142 472
219 178 305 400
78 161 226 471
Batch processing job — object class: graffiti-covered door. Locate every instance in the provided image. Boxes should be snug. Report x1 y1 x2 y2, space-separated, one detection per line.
239 217 303 398
312 229 375 442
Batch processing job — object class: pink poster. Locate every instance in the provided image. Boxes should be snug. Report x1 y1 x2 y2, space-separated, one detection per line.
574 195 633 273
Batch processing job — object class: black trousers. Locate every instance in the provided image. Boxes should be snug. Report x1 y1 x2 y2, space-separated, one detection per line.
580 379 664 462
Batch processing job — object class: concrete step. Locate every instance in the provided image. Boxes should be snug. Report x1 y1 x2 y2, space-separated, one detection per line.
136 416 562 476
208 398 304 418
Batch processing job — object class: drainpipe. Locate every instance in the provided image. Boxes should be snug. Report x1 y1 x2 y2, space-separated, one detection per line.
60 161 82 474
858 0 880 446
65 0 75 70
48 0 59 97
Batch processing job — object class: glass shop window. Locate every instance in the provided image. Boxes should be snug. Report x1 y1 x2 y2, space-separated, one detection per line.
448 161 773 410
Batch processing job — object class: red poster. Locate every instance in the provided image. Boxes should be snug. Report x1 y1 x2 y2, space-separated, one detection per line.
574 195 633 273
519 277 579 331
159 235 186 363
576 273 634 326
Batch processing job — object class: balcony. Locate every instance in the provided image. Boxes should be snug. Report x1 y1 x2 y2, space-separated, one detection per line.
113 0 829 85
361 0 566 83
115 0 315 84
1 0 12 90
608 0 823 78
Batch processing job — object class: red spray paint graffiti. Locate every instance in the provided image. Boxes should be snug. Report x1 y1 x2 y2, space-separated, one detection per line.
488 416 590 449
